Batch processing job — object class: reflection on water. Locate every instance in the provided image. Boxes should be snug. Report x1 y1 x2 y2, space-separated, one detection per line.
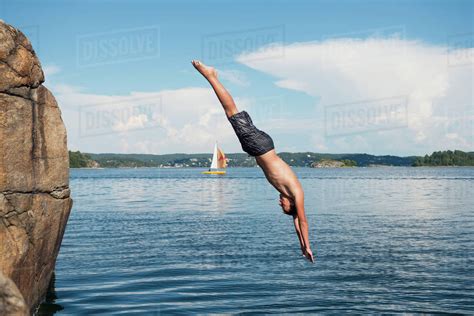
38 167 474 314
36 273 63 315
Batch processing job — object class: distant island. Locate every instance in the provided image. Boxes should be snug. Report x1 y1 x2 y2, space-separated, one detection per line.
69 150 474 168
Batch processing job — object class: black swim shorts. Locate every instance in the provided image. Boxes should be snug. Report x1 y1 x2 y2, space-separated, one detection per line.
228 111 275 157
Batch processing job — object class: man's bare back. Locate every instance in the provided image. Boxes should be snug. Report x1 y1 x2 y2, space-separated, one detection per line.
191 60 314 263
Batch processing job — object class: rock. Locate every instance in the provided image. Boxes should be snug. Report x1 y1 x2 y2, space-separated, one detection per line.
311 159 346 168
0 272 28 316
0 20 73 313
86 160 100 168
0 22 43 98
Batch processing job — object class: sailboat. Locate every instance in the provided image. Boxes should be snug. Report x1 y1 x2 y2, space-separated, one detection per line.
202 142 227 175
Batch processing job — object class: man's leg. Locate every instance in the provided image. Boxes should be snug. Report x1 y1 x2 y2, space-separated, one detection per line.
192 60 238 118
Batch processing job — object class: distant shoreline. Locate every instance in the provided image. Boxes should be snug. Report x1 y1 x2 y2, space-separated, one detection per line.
69 150 474 168
69 165 474 169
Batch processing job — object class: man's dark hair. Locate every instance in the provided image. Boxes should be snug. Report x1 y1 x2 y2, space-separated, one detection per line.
284 204 297 217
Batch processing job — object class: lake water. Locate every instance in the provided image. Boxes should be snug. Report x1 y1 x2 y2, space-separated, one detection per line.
37 167 474 314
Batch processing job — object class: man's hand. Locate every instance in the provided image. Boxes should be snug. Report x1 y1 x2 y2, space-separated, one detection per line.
303 247 314 263
300 245 306 256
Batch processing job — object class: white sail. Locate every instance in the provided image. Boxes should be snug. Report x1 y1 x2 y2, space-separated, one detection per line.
210 142 219 169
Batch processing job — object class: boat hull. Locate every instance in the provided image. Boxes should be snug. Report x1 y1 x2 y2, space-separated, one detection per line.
201 171 226 175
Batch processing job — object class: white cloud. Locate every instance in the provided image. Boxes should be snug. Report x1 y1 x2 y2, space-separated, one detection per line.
237 38 474 155
50 84 241 154
45 37 473 156
43 64 61 76
219 69 250 86
112 114 149 132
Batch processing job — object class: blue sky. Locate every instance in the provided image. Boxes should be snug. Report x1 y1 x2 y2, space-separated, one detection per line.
2 0 473 155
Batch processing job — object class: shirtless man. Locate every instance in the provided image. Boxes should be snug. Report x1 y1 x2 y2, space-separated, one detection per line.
192 60 314 263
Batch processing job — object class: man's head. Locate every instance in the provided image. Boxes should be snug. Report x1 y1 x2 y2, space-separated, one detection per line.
279 194 296 216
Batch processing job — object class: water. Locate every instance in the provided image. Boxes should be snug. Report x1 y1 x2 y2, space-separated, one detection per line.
37 167 474 314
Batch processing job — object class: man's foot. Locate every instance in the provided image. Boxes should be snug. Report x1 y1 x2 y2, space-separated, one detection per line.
191 60 217 79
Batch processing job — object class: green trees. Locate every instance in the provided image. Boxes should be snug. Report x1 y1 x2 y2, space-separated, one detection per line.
340 159 357 167
68 150 473 168
69 151 94 168
413 150 474 166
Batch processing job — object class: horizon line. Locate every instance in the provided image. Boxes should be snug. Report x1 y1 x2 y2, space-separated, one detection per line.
69 149 473 158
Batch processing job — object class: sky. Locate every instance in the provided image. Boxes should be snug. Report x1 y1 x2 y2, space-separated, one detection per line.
2 0 473 155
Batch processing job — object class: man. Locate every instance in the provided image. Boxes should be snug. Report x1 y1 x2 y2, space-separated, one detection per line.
192 60 314 263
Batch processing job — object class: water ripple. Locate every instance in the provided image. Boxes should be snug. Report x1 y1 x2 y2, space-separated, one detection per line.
37 167 474 314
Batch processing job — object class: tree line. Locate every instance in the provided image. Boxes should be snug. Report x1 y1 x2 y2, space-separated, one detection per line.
412 150 474 166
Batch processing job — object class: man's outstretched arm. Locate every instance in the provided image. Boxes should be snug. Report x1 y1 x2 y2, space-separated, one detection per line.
292 215 306 256
294 190 314 263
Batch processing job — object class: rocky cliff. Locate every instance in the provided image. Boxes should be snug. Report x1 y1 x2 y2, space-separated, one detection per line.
0 20 73 314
